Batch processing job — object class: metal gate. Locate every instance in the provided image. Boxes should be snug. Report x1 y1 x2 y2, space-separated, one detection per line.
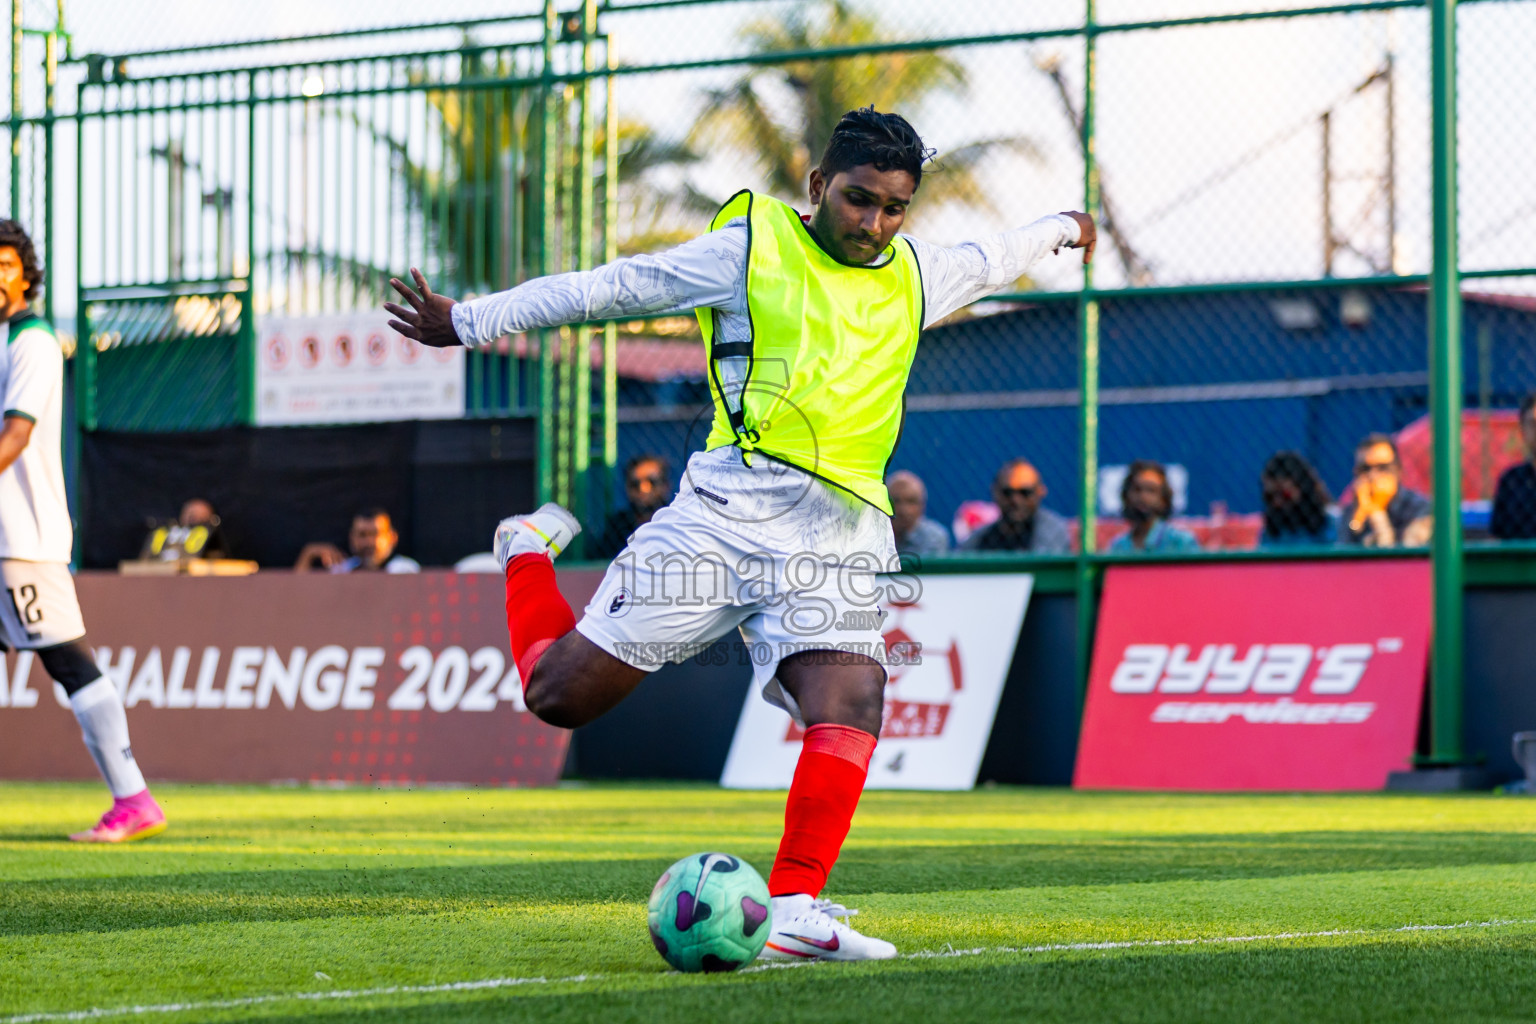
72 4 620 523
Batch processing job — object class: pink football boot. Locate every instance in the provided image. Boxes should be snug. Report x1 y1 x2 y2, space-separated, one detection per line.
69 790 167 843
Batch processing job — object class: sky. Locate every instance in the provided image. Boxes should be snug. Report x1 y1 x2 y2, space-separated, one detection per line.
12 0 1535 324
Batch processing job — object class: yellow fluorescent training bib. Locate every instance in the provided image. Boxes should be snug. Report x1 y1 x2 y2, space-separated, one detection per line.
696 190 924 514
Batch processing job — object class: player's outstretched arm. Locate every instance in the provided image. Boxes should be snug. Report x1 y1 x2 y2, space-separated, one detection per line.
913 211 1096 327
386 269 460 348
383 228 747 349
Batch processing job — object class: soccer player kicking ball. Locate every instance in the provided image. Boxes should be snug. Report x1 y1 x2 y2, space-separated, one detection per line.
0 221 166 842
387 108 1094 960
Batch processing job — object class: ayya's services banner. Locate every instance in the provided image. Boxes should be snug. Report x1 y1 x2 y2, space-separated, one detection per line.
1075 560 1430 791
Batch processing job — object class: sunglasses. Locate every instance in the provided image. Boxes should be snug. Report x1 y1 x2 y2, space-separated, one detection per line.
628 475 665 487
1355 461 1396 474
999 486 1038 498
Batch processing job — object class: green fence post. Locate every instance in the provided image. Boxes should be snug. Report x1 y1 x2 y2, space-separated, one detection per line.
1074 0 1101 712
1428 0 1463 764
70 81 90 567
554 83 575 511
570 0 597 555
600 39 618 537
9 0 20 218
237 73 257 425
534 0 558 508
42 29 53 323
72 81 92 431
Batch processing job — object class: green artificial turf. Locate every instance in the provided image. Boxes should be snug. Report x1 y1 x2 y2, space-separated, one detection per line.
1 784 1533 1022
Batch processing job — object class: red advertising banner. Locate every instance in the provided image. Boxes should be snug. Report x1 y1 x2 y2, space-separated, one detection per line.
1074 560 1431 791
0 571 602 786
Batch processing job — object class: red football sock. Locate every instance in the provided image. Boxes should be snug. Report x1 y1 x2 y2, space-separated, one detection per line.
504 553 576 682
768 723 878 897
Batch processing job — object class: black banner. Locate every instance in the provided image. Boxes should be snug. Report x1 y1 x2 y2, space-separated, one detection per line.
80 419 535 569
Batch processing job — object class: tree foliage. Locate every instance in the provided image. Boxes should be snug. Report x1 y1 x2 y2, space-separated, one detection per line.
688 0 1039 223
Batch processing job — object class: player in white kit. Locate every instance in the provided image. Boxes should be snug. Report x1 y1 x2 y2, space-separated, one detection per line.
388 108 1094 959
0 221 165 841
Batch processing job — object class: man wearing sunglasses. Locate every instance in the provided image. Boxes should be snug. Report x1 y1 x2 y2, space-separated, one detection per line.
1340 434 1432 548
962 458 1071 554
590 454 674 559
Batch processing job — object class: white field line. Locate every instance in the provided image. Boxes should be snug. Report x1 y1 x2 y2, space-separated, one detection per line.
4 918 1532 1023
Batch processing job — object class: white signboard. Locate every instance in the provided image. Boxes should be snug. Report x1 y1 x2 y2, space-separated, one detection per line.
256 315 464 426
720 574 1034 791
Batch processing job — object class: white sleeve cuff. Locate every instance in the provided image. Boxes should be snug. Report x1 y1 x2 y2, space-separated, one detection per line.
449 302 475 347
1056 213 1081 247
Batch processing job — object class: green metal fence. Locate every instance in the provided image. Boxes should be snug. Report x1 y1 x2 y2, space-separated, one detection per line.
4 0 1535 770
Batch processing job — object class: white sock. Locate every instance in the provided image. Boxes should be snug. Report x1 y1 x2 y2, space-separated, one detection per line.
68 677 147 798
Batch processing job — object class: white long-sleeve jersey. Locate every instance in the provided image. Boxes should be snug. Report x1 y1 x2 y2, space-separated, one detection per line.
449 213 1080 348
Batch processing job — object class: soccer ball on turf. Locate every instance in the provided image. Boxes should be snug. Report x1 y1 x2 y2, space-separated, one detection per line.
647 852 771 972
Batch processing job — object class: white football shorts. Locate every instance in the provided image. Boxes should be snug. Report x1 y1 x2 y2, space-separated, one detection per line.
0 559 87 650
575 446 905 723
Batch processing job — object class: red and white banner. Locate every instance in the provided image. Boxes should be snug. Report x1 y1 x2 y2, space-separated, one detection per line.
1074 560 1431 791
720 574 1033 790
0 572 603 787
257 314 463 426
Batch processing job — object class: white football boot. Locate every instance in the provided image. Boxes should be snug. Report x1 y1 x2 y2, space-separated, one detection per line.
758 894 898 962
493 503 583 568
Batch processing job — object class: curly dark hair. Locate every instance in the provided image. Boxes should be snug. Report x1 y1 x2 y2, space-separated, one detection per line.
1121 459 1174 518
1261 450 1332 539
0 220 42 299
818 107 934 188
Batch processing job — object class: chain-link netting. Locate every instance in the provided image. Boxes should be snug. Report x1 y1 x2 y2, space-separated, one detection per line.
1095 10 1427 286
1462 276 1536 544
1459 1 1535 281
586 1 1536 556
23 0 1536 554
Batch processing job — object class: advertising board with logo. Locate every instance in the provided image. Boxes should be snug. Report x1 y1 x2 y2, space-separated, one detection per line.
1074 560 1431 791
720 574 1034 790
0 571 605 786
257 314 464 426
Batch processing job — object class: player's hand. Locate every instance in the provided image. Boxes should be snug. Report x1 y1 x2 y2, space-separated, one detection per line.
385 269 462 348
1350 475 1395 531
1061 211 1097 266
1367 471 1399 510
1357 475 1387 509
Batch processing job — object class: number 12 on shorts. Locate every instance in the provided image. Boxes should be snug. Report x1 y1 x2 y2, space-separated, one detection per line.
6 585 42 643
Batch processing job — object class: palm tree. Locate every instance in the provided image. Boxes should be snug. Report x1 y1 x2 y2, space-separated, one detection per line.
399 47 712 291
688 0 1039 224
609 122 718 255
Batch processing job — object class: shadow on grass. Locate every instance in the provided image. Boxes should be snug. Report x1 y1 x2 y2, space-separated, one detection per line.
4 830 1534 937
216 932 1536 1024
